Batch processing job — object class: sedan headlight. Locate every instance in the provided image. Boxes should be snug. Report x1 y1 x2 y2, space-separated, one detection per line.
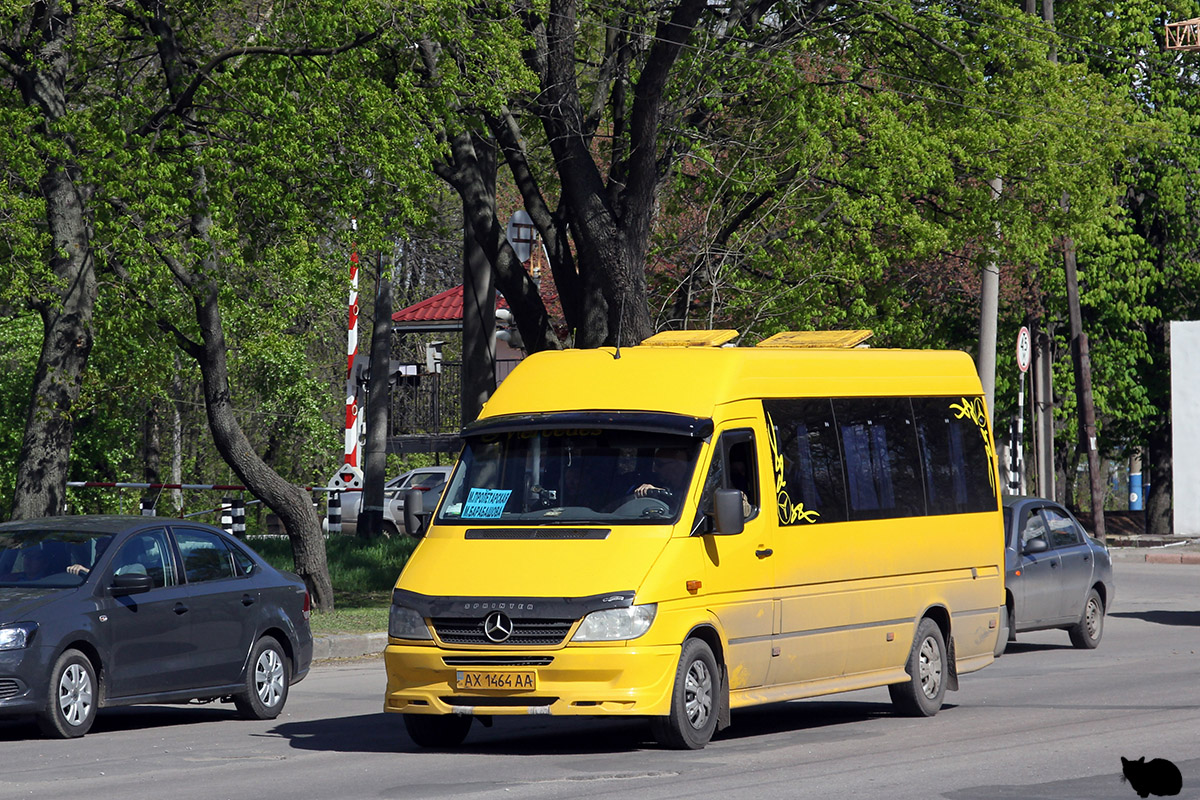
572 604 657 642
388 605 432 641
0 622 37 651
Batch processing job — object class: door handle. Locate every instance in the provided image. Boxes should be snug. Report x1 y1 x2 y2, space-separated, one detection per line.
173 602 189 615
756 548 773 559
242 594 256 607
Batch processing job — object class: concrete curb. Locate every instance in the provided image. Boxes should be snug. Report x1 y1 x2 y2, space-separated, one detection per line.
312 632 387 661
1114 548 1200 565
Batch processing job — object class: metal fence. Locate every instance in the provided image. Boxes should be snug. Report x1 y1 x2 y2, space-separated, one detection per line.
389 359 522 435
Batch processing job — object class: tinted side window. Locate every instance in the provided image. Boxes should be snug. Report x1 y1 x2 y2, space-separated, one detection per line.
1022 508 1048 549
764 399 847 524
175 528 236 583
228 541 258 576
832 398 924 521
1043 508 1083 548
111 530 176 589
912 397 999 516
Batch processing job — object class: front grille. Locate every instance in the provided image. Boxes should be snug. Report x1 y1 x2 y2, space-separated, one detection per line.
432 617 574 647
443 656 555 667
0 679 23 700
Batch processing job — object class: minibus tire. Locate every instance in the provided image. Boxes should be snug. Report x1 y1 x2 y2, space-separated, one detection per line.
651 639 719 750
888 618 947 717
404 714 472 748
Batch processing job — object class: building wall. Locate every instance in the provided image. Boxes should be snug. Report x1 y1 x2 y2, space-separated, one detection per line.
1173 321 1200 536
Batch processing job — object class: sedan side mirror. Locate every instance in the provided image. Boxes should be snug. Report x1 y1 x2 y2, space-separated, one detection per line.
403 489 426 538
110 573 154 595
1022 538 1049 555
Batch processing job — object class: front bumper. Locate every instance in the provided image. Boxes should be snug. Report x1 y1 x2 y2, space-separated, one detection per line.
383 641 680 717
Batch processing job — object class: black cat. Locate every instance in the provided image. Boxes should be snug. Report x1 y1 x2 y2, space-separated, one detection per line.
1121 756 1183 798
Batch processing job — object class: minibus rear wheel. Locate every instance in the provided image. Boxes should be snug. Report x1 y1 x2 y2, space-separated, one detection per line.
651 638 719 750
888 617 947 717
404 713 472 748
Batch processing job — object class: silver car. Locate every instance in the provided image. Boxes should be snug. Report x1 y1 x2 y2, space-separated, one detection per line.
997 496 1114 655
330 466 453 537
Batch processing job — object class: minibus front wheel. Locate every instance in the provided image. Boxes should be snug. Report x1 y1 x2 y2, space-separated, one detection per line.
888 617 947 717
404 713 473 748
651 638 719 750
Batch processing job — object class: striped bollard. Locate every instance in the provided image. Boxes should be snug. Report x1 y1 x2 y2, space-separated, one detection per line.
232 498 246 538
220 498 234 535
328 492 342 535
140 497 156 516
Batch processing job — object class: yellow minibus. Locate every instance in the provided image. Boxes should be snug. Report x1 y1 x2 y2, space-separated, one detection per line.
383 330 1005 749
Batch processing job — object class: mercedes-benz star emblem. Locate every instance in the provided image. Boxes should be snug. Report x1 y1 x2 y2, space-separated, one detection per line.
483 611 514 643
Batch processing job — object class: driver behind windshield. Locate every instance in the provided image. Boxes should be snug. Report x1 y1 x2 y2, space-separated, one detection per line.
629 447 690 499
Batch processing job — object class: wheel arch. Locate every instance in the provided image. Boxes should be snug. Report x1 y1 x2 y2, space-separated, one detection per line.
684 622 731 731
918 604 958 691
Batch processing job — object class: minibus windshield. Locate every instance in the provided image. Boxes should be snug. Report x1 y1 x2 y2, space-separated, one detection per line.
438 429 700 525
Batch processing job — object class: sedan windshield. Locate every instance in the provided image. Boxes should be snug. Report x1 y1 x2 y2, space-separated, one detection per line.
438 429 699 525
0 529 112 588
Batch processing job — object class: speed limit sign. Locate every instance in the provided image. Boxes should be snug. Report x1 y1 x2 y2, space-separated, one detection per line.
1016 326 1031 373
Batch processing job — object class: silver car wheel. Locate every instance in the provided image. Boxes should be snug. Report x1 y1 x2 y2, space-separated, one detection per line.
684 658 713 729
254 648 286 708
58 663 94 727
918 636 943 700
1084 595 1102 640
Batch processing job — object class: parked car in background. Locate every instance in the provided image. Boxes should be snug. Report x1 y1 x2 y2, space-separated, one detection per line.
997 496 1114 655
0 516 312 738
327 465 453 537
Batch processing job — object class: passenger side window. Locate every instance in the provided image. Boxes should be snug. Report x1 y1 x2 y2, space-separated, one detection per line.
1043 508 1083 548
912 397 998 516
228 542 258 576
111 530 176 589
764 399 847 525
174 528 237 583
1021 509 1049 550
832 398 924 521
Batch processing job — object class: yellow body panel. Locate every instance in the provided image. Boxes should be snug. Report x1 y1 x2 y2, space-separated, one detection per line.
383 337 1004 727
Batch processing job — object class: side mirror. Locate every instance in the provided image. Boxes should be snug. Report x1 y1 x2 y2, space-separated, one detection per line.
1022 538 1049 555
110 573 154 595
403 489 426 537
711 489 745 536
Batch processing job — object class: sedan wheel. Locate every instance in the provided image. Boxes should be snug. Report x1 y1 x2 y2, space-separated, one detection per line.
234 636 290 720
38 649 97 739
1068 588 1104 649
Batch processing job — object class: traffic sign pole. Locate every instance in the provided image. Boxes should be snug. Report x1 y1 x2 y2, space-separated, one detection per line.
1012 326 1031 495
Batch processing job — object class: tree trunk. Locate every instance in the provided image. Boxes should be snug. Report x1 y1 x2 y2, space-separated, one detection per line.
1063 236 1105 542
10 1 98 520
176 276 335 610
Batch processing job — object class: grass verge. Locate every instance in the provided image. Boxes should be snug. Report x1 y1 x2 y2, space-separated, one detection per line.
247 534 415 633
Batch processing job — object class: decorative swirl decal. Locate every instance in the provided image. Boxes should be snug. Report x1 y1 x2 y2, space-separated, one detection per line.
766 411 820 525
950 396 998 498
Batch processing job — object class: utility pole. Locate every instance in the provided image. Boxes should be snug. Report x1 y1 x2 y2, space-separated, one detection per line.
978 178 1002 425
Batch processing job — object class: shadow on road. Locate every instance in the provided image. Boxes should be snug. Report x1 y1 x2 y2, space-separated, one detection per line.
1110 609 1200 627
0 704 236 741
272 699 911 756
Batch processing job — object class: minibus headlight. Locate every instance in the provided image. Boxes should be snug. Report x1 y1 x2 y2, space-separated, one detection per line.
388 605 432 641
572 604 657 642
0 622 36 651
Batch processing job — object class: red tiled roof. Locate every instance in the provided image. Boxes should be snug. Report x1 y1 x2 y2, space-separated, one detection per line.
392 285 509 323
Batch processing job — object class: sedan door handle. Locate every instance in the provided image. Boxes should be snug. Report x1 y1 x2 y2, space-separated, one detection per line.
242 594 256 607
173 602 189 615
756 548 773 559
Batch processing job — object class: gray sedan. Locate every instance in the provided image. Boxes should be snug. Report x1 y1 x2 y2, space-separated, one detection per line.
0 516 312 738
997 496 1114 655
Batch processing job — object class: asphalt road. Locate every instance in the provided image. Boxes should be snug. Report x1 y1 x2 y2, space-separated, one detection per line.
3 560 1199 800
